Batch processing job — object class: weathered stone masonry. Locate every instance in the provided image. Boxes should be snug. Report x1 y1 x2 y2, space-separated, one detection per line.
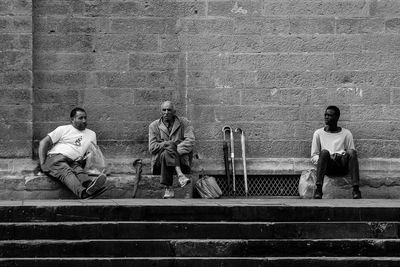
3 0 400 165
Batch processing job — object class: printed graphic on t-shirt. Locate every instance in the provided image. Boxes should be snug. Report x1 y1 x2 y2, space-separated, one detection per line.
74 136 83 146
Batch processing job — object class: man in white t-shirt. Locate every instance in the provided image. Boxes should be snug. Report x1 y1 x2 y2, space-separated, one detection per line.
311 106 362 199
38 107 106 199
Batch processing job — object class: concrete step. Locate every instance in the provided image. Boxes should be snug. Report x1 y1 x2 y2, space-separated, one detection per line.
2 239 400 257
1 257 400 267
0 221 398 240
1 199 400 222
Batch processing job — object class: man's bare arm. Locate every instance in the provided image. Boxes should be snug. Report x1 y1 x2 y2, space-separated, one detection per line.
38 136 53 168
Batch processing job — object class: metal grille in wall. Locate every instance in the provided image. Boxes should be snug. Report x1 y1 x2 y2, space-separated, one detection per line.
213 175 300 197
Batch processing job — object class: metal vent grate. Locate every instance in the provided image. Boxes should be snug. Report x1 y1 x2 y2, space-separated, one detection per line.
213 175 300 197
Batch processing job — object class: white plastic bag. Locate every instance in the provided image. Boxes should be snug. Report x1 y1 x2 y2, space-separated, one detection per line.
195 175 223 199
84 142 106 175
298 169 317 199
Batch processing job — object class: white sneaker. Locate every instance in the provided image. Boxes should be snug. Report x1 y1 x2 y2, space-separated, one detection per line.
86 173 106 195
163 188 175 199
178 174 190 187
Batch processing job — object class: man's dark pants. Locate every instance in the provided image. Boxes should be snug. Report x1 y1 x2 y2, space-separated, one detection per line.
153 142 190 186
316 149 360 186
42 154 91 198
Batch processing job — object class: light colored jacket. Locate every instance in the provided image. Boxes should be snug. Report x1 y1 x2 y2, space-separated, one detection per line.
148 116 195 171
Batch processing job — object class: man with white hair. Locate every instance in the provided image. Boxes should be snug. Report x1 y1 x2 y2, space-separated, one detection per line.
148 101 195 198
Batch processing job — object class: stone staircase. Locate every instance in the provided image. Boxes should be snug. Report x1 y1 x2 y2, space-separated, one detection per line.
0 199 400 266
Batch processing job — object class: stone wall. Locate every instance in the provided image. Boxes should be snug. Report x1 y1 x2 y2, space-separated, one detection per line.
3 0 400 162
0 0 32 157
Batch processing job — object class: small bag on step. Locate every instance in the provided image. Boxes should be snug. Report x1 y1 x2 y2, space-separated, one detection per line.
195 175 223 199
298 169 317 199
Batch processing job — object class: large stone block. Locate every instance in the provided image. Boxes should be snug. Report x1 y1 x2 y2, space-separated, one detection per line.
33 0 83 16
110 18 177 34
0 70 32 89
356 140 400 158
83 88 134 105
0 51 31 71
346 121 400 140
0 0 13 15
261 35 363 53
370 0 400 17
110 0 206 17
134 88 178 105
0 140 32 157
214 105 300 122
178 34 262 52
91 122 149 141
51 17 109 34
335 52 400 71
94 34 158 52
13 0 32 15
188 88 241 105
129 53 181 71
362 34 400 52
33 104 77 122
0 88 31 104
34 71 89 89
180 18 234 34
96 140 149 158
235 17 290 35
289 18 335 34
34 52 129 71
187 70 257 89
208 0 263 17
33 34 94 52
256 71 335 88
263 0 369 17
0 105 31 123
386 18 400 33
241 88 310 105
228 54 335 71
0 122 32 140
195 140 310 159
85 105 160 123
33 89 82 104
310 87 390 106
96 71 179 88
336 18 385 34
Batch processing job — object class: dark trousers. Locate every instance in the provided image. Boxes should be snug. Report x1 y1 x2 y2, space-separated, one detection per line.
153 142 190 186
42 154 91 198
316 149 360 187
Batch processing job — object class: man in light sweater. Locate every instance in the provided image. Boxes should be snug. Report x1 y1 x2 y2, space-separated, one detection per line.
311 106 362 199
39 107 107 199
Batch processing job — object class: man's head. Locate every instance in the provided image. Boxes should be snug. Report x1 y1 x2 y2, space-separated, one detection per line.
325 105 340 126
160 101 176 122
70 107 87 131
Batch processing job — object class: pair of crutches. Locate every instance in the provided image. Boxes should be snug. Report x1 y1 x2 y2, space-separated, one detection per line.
222 126 248 197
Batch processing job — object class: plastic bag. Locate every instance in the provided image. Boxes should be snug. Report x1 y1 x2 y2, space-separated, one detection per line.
195 175 223 199
84 142 106 175
298 169 317 199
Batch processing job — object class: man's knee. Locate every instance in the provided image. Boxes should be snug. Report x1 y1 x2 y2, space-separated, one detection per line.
319 149 330 159
347 149 357 158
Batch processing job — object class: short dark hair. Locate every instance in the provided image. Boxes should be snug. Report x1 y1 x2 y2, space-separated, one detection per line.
326 105 340 117
70 107 86 119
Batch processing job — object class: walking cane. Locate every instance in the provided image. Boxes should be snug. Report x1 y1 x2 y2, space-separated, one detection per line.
222 127 231 193
235 128 248 197
222 125 236 195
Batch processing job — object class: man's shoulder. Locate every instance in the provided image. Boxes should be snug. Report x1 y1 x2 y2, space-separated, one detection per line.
313 127 325 135
176 116 190 124
149 119 160 128
84 128 96 136
51 124 72 132
341 127 353 135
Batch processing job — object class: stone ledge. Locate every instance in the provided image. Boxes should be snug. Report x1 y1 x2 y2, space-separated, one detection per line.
1 158 400 199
